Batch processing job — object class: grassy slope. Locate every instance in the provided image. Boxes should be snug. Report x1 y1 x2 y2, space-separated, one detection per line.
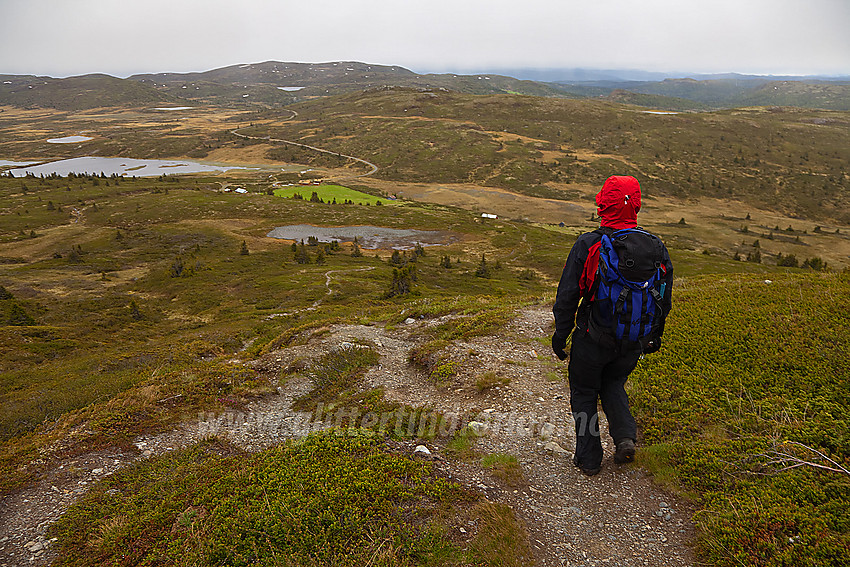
631 272 849 566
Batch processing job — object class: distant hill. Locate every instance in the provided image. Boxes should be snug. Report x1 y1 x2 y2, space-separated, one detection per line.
605 89 710 112
0 73 177 110
1 62 846 111
554 77 850 111
128 61 568 106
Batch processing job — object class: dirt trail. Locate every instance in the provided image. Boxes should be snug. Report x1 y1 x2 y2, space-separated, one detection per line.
0 304 696 566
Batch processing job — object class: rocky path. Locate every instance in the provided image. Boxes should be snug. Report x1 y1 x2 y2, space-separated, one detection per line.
0 305 695 566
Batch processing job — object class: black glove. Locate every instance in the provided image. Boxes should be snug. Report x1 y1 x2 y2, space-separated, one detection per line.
643 336 662 354
551 332 568 361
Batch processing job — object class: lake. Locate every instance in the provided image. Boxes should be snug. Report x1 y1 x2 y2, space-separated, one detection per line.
266 224 454 249
7 157 255 178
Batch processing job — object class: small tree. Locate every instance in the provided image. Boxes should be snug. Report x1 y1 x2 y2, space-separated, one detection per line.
240 240 249 255
440 255 452 269
387 266 414 297
351 241 363 258
776 253 798 268
6 302 35 326
315 247 326 265
128 299 143 321
802 257 827 271
475 254 491 278
295 241 311 264
170 256 183 277
390 250 405 267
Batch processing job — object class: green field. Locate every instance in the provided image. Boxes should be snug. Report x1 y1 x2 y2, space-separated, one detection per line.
273 183 394 205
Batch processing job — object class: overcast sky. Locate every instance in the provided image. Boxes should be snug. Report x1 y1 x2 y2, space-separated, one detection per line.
1 0 848 78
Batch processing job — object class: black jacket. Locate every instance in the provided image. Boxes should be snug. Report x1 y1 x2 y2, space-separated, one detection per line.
553 229 673 341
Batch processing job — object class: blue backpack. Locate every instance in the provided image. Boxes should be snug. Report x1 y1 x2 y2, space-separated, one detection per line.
587 228 667 350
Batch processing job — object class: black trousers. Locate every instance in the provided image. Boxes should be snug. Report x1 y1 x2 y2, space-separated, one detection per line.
568 330 640 469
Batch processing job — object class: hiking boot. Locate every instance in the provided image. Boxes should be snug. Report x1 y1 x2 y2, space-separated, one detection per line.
573 458 601 477
614 438 636 464
580 465 601 476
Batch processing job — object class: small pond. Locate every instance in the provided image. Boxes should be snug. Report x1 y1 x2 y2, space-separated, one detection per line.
7 157 255 178
267 224 454 249
47 135 94 144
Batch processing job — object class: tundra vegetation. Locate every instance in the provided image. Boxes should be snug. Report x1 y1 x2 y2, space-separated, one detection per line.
0 82 848 565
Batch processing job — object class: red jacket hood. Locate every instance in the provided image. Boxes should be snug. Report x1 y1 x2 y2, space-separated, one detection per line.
596 175 641 229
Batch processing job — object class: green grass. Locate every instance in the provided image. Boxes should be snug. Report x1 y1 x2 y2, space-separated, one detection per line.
273 183 394 205
51 431 532 566
630 272 850 566
480 453 524 488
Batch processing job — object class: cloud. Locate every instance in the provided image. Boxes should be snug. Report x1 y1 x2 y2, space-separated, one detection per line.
1 0 848 77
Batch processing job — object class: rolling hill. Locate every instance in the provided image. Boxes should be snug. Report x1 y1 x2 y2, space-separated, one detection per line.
555 77 850 111
0 73 177 110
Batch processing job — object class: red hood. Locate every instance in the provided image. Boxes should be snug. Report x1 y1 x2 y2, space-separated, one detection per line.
596 175 641 229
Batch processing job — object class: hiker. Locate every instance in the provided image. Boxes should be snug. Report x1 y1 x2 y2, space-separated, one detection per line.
551 175 673 476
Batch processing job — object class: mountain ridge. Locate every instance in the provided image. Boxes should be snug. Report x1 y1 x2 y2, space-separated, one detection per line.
2 61 848 111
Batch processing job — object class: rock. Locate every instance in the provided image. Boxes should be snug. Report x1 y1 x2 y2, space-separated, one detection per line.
544 441 568 453
539 422 555 440
92 468 103 475
413 444 431 456
467 421 489 436
404 317 416 324
27 541 44 552
659 501 669 508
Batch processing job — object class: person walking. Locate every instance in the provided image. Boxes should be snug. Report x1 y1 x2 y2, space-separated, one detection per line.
551 175 673 476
